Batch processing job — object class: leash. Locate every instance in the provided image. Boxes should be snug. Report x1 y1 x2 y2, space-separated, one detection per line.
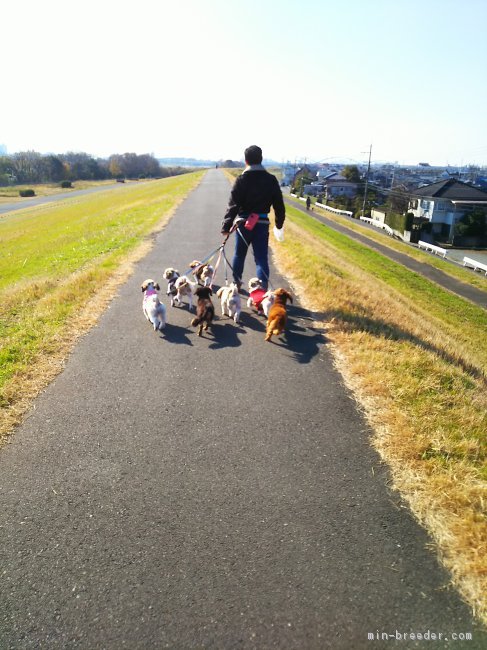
177 220 274 291
209 226 236 289
179 244 222 280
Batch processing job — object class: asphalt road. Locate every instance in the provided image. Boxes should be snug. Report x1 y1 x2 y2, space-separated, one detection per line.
1 170 485 649
0 183 127 215
286 197 487 310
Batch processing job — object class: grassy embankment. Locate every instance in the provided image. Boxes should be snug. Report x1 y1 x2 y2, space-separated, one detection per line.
0 172 204 439
0 179 120 204
293 194 487 292
270 202 487 625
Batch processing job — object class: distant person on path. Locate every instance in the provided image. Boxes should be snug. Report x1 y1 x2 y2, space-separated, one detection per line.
221 145 285 291
306 196 311 210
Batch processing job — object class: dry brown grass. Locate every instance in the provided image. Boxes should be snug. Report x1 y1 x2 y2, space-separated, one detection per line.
270 214 487 625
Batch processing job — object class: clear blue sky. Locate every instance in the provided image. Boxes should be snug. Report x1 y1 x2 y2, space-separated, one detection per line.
2 0 486 166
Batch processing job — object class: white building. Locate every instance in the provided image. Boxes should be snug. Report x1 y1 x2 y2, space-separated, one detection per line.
408 179 487 240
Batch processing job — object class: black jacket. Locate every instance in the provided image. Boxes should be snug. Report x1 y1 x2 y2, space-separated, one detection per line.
221 166 286 233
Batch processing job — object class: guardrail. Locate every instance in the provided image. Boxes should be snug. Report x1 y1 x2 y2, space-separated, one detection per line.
316 202 353 217
359 216 394 236
463 256 487 275
418 240 448 258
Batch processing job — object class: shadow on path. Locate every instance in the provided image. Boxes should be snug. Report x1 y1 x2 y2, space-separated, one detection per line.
159 323 193 346
268 304 328 364
207 321 246 350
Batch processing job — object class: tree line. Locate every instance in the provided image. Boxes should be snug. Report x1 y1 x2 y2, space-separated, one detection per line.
0 151 189 186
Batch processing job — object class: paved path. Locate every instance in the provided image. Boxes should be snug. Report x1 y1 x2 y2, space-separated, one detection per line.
1 170 485 649
286 197 487 310
0 183 128 215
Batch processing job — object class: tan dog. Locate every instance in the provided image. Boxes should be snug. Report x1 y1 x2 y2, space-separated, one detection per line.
189 260 214 287
216 282 241 323
265 288 293 342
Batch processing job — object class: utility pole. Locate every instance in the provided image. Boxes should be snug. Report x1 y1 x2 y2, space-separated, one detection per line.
361 144 372 218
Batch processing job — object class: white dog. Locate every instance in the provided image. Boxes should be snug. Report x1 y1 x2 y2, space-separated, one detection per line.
141 279 166 331
261 290 275 317
216 283 241 323
174 275 195 310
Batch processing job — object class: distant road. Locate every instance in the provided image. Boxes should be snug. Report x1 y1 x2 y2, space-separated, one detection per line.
0 183 127 215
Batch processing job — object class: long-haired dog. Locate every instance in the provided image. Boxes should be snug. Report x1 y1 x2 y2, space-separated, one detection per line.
265 288 293 342
174 275 195 310
216 282 241 323
141 279 166 331
189 260 215 287
191 286 215 336
247 277 274 316
163 267 180 307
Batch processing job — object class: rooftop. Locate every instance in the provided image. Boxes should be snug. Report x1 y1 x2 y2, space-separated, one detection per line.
413 179 487 201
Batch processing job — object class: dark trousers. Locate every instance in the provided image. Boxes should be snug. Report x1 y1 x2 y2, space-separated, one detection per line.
232 223 270 289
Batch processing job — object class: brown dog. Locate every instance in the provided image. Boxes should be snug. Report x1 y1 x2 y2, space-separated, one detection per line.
265 288 293 342
191 286 215 336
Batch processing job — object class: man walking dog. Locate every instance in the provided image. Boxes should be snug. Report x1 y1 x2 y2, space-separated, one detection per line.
221 145 285 291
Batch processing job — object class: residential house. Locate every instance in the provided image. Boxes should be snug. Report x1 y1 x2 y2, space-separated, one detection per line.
304 183 324 196
408 179 487 241
322 173 358 200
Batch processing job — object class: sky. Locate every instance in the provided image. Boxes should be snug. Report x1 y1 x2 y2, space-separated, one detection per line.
1 0 487 166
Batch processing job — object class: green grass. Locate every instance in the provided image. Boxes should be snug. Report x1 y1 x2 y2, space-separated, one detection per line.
301 197 487 291
285 204 487 370
0 172 203 404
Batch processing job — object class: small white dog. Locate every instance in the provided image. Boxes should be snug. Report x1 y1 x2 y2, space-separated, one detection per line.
216 283 242 323
163 267 180 307
141 279 166 331
247 277 274 316
189 260 215 287
261 290 275 317
174 275 195 310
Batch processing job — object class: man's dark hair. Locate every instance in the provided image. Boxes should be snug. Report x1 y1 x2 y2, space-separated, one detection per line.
244 145 263 165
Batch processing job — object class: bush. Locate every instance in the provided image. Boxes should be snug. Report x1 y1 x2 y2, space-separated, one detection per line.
385 211 414 232
454 208 487 237
19 189 35 197
60 181 73 188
